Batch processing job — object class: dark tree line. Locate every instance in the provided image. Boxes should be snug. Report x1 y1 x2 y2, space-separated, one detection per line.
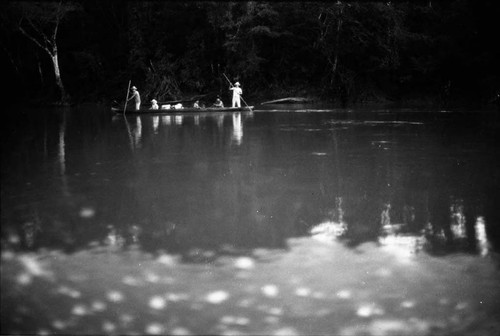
1 0 498 106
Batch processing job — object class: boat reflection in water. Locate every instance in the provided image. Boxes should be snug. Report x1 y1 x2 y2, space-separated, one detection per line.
162 115 171 125
152 116 159 134
232 113 243 145
174 115 183 125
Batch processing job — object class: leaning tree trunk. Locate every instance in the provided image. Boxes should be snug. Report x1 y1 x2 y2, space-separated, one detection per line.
50 52 69 103
17 1 75 105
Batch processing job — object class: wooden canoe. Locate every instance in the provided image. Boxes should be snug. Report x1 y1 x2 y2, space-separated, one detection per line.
112 106 254 114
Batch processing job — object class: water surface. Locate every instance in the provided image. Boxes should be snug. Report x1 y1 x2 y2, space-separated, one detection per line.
1 105 500 334
2 105 499 256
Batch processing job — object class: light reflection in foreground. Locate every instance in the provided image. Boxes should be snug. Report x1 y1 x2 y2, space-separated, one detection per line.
1 235 499 335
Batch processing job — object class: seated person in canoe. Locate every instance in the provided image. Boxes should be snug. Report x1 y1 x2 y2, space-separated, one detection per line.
213 97 224 108
150 99 159 110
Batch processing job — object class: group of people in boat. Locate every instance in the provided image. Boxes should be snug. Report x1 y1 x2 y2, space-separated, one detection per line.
127 81 243 110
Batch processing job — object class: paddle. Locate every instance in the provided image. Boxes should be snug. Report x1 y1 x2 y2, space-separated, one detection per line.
123 80 131 114
222 73 252 111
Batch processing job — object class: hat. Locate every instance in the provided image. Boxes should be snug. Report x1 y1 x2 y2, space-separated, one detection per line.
234 82 240 86
151 99 157 103
131 86 137 90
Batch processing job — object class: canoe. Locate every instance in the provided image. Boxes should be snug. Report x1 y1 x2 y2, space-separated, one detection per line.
111 106 254 114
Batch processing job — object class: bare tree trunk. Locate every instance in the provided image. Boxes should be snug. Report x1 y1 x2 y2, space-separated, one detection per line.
51 52 69 102
16 1 77 104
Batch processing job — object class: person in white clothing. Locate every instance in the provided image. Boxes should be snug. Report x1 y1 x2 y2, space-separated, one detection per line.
229 82 243 107
150 99 159 110
128 86 141 110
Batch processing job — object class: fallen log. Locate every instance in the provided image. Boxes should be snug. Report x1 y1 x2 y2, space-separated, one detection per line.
261 97 313 105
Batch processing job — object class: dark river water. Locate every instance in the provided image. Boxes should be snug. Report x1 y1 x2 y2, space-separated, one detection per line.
2 104 500 335
2 105 500 256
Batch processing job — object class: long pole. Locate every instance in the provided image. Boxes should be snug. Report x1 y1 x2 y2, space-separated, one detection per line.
222 73 252 111
123 80 131 114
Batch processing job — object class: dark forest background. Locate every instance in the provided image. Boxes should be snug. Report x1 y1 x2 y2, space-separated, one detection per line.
1 0 499 107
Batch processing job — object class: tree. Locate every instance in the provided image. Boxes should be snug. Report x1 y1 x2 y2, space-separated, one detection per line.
12 1 81 103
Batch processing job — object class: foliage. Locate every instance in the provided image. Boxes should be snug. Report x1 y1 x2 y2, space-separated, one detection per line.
1 0 498 105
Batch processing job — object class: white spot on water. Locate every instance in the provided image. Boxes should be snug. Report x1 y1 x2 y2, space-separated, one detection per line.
71 304 88 316
91 301 106 312
234 256 255 270
52 320 66 330
261 284 279 297
273 327 299 336
295 287 311 297
336 289 352 299
269 307 283 315
8 234 20 244
102 321 116 333
16 273 32 285
149 296 167 310
220 316 249 326
145 272 160 283
1 250 15 260
57 286 81 298
19 255 48 276
120 314 134 327
206 290 229 304
122 275 140 286
79 207 95 218
401 300 416 308
236 317 250 325
166 292 188 302
368 319 408 335
221 315 236 324
356 303 385 317
106 290 124 302
145 322 165 335
171 327 192 335
157 254 177 266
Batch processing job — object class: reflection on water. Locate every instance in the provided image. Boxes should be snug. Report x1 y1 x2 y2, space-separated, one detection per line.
174 115 182 125
311 196 492 258
133 116 142 148
2 106 500 335
232 113 243 145
1 107 499 259
152 116 159 134
162 115 171 125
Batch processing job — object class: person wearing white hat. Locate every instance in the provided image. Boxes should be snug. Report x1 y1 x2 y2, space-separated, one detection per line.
127 86 141 110
229 81 243 107
150 99 159 110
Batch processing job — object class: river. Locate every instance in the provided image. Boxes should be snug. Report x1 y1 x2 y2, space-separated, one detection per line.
1 104 500 335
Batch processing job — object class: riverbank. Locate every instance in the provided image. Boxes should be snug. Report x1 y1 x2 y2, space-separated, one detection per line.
2 236 499 335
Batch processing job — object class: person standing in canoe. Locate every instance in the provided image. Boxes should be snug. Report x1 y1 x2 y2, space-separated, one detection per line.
128 86 141 110
229 82 243 107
